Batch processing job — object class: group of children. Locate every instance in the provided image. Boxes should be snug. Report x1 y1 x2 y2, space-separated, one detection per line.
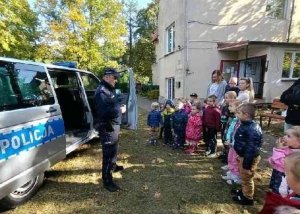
147 95 202 154
147 93 225 156
147 87 300 209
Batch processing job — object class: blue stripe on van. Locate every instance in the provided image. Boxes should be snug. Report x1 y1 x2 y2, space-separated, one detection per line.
0 118 65 161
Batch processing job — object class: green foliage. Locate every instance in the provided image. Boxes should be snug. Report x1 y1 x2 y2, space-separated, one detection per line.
122 0 158 82
131 38 155 81
0 0 157 80
115 71 130 93
141 84 159 92
0 0 39 59
146 89 159 99
35 0 127 73
134 1 158 39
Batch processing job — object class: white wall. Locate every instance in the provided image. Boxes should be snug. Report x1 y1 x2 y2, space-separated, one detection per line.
263 47 296 102
187 0 292 42
290 0 300 42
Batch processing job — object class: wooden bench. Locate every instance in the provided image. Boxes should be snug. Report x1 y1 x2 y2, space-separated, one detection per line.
259 99 287 128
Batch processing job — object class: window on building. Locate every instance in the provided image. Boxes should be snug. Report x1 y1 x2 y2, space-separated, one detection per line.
166 77 175 100
282 52 300 79
166 23 175 54
266 0 287 19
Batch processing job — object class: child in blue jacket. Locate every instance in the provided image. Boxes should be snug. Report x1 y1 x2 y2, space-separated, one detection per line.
147 102 162 145
171 99 188 149
232 103 263 205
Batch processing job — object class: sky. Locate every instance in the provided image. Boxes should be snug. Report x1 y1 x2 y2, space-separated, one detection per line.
29 0 153 9
136 0 153 9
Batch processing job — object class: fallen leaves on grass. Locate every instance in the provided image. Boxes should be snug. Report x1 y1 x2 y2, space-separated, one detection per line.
151 157 165 164
154 191 161 199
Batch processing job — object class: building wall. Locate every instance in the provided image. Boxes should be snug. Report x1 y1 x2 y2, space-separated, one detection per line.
263 46 298 102
156 0 186 98
155 0 299 99
151 63 159 85
290 0 300 42
187 0 294 42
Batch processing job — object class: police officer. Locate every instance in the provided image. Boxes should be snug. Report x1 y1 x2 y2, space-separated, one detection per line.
94 68 126 192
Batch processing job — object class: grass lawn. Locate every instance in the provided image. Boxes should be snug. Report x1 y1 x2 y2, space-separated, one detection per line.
6 108 285 214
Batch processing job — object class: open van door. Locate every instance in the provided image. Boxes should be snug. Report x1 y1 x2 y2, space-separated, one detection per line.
115 68 138 130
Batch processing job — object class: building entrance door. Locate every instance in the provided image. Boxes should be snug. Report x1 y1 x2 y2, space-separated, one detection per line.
239 56 266 98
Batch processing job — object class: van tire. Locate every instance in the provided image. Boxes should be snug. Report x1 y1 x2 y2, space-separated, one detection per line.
0 173 44 209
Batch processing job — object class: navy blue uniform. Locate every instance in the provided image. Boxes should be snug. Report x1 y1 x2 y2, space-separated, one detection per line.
94 79 121 185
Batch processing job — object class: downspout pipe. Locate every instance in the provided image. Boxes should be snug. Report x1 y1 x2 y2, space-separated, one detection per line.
244 44 249 77
184 0 188 97
287 0 295 42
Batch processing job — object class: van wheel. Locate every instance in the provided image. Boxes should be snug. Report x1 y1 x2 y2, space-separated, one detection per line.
0 173 44 209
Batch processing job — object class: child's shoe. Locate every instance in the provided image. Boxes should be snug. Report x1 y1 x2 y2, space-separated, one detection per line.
221 171 233 180
207 153 217 158
226 179 241 185
205 150 211 156
221 165 229 170
231 188 242 196
232 194 254 206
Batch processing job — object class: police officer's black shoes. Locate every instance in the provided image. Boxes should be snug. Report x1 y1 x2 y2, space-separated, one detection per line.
103 181 121 192
112 164 124 173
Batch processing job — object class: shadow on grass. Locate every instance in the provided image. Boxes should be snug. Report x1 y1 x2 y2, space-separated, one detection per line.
45 168 99 178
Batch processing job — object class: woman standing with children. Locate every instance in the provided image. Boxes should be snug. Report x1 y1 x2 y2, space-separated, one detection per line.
236 77 255 103
206 70 227 106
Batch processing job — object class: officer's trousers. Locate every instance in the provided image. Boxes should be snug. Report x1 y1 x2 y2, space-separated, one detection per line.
99 125 120 184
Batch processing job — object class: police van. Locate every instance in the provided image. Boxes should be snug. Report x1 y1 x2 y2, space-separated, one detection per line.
0 57 137 208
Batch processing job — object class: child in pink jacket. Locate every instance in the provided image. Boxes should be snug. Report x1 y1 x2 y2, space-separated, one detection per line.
185 103 202 154
268 126 300 196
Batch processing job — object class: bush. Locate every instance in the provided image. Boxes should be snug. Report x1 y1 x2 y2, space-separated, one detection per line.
141 84 159 93
146 89 159 100
116 82 129 93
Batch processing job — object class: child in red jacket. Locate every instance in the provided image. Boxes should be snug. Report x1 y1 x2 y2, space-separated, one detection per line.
203 95 221 157
185 103 202 154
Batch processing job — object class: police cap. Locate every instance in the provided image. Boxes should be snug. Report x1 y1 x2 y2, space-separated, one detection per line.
104 68 120 78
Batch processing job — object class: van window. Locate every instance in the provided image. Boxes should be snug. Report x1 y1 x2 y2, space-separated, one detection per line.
0 63 18 108
0 61 54 112
80 73 99 90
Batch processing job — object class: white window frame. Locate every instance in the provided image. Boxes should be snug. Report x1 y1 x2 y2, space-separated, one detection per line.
165 77 174 100
165 23 175 54
281 51 300 80
265 0 287 19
